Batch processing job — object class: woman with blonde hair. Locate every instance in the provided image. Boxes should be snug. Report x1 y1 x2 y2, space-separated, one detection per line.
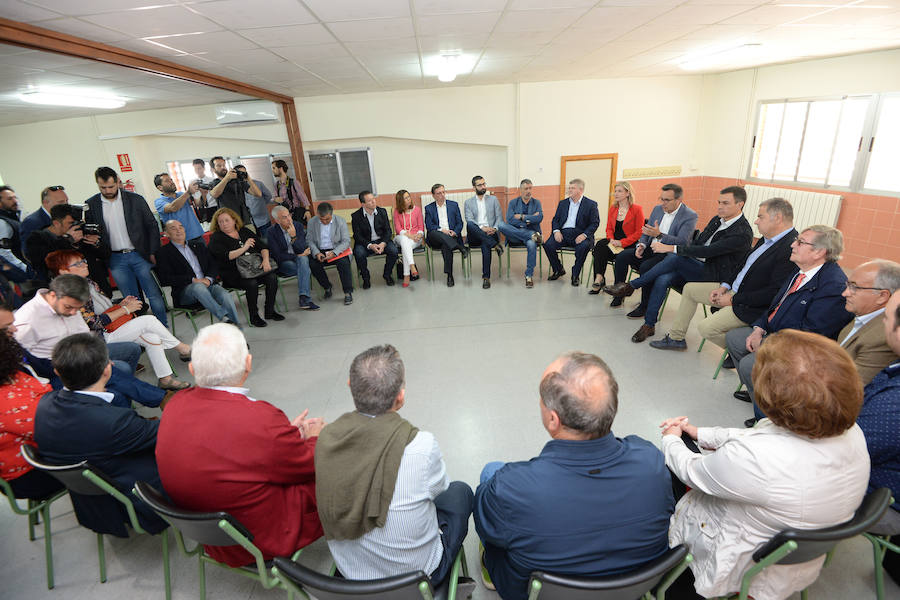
660 329 870 599
590 181 644 294
392 189 425 288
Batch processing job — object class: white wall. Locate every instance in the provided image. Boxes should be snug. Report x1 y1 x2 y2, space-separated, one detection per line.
699 48 900 177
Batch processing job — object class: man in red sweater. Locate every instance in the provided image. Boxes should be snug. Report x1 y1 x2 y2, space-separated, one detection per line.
155 323 326 566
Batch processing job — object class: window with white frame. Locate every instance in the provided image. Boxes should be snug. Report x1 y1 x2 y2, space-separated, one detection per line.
305 147 375 201
748 93 900 195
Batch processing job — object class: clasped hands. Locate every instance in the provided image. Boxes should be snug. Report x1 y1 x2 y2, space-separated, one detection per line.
659 416 698 439
291 409 326 439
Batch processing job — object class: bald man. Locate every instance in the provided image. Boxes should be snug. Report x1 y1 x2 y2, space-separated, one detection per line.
473 352 674 599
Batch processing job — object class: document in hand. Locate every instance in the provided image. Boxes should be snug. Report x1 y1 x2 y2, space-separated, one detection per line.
327 248 352 263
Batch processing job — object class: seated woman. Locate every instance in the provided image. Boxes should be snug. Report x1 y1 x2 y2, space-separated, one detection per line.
661 329 870 600
0 316 64 500
392 189 424 287
45 250 191 391
590 181 643 294
207 207 282 328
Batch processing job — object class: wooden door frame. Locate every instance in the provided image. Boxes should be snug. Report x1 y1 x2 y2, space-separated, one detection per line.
0 17 312 198
559 153 618 207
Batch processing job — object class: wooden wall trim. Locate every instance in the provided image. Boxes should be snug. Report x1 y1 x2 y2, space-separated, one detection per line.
282 102 312 200
559 153 619 206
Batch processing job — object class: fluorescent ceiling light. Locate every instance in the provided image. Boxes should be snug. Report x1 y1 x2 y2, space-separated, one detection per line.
677 43 762 71
424 53 476 82
18 90 126 109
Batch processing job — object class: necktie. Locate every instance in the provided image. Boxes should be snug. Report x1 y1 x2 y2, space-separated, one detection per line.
768 273 806 323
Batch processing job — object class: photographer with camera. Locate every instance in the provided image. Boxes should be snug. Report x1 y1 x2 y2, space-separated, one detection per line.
208 156 255 229
154 173 205 242
0 186 33 285
25 203 109 292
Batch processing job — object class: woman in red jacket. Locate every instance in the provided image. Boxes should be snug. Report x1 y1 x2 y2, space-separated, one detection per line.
589 181 644 294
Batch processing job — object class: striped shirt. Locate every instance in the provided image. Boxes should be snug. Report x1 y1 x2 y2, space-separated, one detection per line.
327 431 449 579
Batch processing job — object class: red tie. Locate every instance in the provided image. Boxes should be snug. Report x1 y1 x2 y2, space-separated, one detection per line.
768 273 806 322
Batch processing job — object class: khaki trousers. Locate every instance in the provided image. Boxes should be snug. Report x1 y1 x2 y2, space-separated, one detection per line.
669 282 749 348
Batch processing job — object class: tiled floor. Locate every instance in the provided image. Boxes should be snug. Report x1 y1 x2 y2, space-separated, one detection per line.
1 255 895 599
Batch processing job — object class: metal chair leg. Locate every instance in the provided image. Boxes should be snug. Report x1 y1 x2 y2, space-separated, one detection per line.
199 556 206 600
713 350 728 380
162 530 172 600
42 503 54 589
97 532 107 583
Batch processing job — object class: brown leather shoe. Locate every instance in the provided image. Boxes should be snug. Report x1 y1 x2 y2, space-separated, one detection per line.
631 324 655 343
604 282 635 298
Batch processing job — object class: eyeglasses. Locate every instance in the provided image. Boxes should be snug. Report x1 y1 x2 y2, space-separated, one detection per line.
845 281 888 293
794 238 816 247
67 259 87 268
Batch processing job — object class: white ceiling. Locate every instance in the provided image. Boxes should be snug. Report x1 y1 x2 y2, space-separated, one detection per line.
0 0 898 125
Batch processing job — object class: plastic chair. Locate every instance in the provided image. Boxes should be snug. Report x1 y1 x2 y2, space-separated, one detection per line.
272 545 470 600
714 488 893 600
20 445 172 599
424 244 469 280
133 481 301 600
506 240 543 279
151 270 214 337
0 473 68 589
395 246 432 281
554 246 594 287
464 240 504 280
526 544 691 600
862 495 898 600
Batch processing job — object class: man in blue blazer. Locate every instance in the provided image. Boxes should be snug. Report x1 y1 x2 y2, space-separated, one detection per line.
543 178 600 286
267 205 319 310
20 185 68 256
464 175 504 288
725 225 853 424
34 333 167 536
85 166 167 326
425 183 468 287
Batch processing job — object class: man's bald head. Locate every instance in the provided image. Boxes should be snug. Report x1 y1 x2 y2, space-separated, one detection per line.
539 352 618 439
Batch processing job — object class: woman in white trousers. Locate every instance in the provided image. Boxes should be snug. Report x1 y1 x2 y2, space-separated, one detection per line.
392 189 425 287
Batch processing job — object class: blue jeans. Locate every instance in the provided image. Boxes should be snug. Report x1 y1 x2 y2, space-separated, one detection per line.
179 282 239 324
429 481 474 587
108 361 166 408
107 341 141 372
630 254 705 326
480 461 506 485
498 223 537 277
108 251 167 326
277 256 312 298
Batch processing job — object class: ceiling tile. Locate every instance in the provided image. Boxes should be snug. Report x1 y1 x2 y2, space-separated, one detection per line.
474 56 533 73
482 46 546 58
418 34 487 52
656 5 758 25
82 6 222 38
417 12 502 36
413 0 508 16
273 44 350 63
360 53 422 67
488 31 560 46
796 6 898 25
24 0 178 16
238 23 336 47
114 38 189 58
511 0 598 8
304 0 409 22
1 50 85 69
148 31 259 54
328 18 416 42
204 48 286 69
187 0 317 28
0 1 63 22
495 8 592 33
721 5 831 25
302 57 372 77
368 63 423 78
676 23 768 40
345 38 420 56
572 6 674 30
34 17 134 43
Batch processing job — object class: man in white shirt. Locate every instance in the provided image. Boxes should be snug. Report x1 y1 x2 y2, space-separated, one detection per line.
464 176 504 289
315 345 474 588
835 259 900 384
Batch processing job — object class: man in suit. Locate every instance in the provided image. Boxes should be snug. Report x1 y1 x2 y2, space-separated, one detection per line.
33 333 167 536
20 185 68 257
156 220 241 325
85 166 167 326
543 178 600 286
267 205 319 310
156 323 325 567
25 203 107 287
609 183 697 309
473 352 674 600
351 190 399 289
837 259 900 385
606 186 753 343
726 225 853 425
650 197 797 351
424 183 467 287
497 179 543 288
307 202 354 305
464 175 504 289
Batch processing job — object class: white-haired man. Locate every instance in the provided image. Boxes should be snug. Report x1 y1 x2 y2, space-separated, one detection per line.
156 324 326 567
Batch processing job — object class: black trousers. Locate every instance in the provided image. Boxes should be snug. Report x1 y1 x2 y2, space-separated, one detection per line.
221 270 278 316
592 238 632 277
309 254 354 294
466 223 500 279
6 469 65 500
426 230 465 275
613 247 666 309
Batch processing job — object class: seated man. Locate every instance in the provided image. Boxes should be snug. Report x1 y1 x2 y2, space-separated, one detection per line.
156 323 325 567
543 178 599 287
497 178 543 288
350 190 399 289
838 259 900 385
610 183 697 309
726 225 852 423
156 220 240 325
857 289 900 584
606 186 753 343
650 197 797 351
464 176 504 289
33 333 167 536
474 351 674 600
316 345 474 585
25 203 107 286
13 275 166 409
266 205 319 310
307 202 354 305
424 184 467 288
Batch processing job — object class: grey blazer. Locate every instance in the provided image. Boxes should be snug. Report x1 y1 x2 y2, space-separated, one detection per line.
638 203 699 247
307 215 351 256
464 194 502 229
